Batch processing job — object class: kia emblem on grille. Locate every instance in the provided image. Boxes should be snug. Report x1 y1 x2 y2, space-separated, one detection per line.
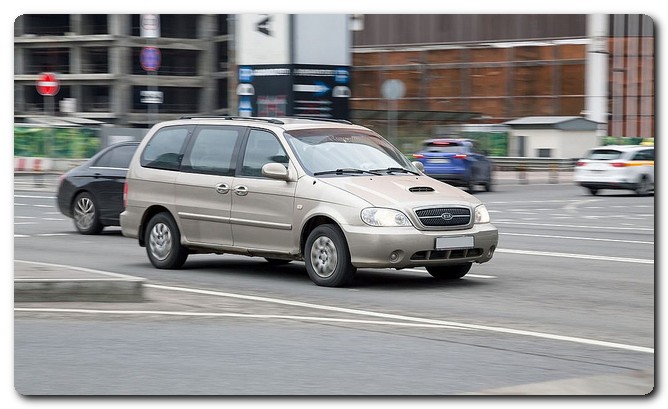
441 212 454 221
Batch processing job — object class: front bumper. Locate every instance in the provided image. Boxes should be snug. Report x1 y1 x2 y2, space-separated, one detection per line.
342 223 498 268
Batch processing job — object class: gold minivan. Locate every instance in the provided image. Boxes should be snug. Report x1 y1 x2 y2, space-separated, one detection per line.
120 117 498 287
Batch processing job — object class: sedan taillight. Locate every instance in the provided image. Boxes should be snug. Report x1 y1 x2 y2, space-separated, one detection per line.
611 162 626 168
453 154 468 159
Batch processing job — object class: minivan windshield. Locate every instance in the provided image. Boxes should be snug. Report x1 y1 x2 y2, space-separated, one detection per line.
284 128 417 176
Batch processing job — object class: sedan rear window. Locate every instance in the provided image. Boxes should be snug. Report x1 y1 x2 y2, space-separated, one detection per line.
587 149 623 160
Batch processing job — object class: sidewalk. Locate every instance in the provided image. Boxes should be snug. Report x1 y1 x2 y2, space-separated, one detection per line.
14 260 145 302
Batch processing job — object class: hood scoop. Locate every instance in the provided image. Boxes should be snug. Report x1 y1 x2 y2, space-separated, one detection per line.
409 186 435 193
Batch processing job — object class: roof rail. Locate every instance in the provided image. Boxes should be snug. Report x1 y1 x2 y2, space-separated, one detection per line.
178 115 285 125
291 116 353 125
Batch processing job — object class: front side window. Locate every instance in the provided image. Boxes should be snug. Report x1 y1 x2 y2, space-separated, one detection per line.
140 126 190 171
182 126 243 176
240 130 289 177
632 149 654 161
285 128 415 175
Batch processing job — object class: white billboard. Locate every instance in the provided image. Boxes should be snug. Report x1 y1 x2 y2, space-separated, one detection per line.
293 14 350 66
236 14 290 65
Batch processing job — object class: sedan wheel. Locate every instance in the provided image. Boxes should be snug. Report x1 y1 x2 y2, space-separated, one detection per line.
145 212 188 269
73 192 103 234
305 224 356 287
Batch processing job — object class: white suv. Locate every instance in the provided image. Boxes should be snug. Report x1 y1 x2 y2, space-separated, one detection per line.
120 116 498 287
574 145 654 196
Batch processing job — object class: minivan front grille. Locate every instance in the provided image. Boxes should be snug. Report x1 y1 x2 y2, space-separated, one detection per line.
415 207 471 227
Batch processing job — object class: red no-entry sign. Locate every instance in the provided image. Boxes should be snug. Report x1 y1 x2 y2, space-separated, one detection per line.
36 72 60 96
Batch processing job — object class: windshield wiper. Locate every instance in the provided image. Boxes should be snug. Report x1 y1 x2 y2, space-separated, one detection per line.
370 167 421 175
313 168 382 176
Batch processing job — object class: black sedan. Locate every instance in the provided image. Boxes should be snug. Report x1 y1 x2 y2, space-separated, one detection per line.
56 141 139 234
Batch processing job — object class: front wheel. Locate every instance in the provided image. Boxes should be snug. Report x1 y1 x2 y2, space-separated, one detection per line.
304 224 356 287
145 212 188 269
427 263 472 280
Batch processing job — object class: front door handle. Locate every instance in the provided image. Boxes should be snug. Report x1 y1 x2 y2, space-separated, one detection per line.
233 185 249 196
215 183 230 194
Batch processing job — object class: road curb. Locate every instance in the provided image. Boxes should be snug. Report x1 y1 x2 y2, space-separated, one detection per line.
14 261 146 303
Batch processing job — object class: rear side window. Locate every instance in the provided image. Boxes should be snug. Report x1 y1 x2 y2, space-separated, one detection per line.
181 126 244 176
587 149 623 160
140 126 190 171
93 144 137 169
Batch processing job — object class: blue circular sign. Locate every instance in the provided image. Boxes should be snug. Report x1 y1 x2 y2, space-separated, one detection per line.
140 46 161 72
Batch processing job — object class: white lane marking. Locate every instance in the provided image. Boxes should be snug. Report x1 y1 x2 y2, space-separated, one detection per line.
13 261 653 354
14 222 37 225
496 249 653 264
42 218 66 221
500 232 654 245
145 284 654 354
15 216 35 219
36 233 70 237
493 221 654 231
14 195 56 199
14 235 29 238
564 198 600 214
12 308 475 330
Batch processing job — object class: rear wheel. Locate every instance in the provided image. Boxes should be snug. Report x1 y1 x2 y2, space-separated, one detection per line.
72 192 103 235
635 176 651 196
304 224 356 287
145 212 188 269
587 188 599 196
427 263 472 280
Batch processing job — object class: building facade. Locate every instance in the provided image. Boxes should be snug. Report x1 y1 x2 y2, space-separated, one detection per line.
14 14 655 143
350 14 655 142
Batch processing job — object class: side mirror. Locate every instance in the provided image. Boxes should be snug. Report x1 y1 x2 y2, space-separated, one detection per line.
412 161 425 172
262 162 292 181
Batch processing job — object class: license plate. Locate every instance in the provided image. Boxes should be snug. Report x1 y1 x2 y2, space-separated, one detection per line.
435 236 474 250
429 158 450 164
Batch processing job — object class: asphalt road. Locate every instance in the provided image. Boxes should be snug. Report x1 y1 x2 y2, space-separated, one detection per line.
12 177 655 396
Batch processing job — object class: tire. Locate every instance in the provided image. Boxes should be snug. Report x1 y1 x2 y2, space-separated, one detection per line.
635 176 651 196
484 172 494 192
265 258 292 265
588 188 599 196
304 224 356 287
466 178 476 193
426 263 472 280
72 192 103 235
144 212 188 269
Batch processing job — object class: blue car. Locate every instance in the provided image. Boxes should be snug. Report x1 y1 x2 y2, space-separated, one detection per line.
413 138 493 192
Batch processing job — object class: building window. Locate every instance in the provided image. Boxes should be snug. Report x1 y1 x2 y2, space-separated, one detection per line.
25 48 70 74
81 47 109 73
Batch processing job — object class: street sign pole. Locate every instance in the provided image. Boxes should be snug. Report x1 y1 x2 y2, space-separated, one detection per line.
141 15 161 126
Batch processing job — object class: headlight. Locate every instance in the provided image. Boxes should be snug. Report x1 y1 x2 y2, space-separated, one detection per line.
474 204 491 224
361 208 413 227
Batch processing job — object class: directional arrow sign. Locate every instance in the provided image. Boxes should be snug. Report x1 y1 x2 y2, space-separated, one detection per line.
293 83 330 95
256 15 272 36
